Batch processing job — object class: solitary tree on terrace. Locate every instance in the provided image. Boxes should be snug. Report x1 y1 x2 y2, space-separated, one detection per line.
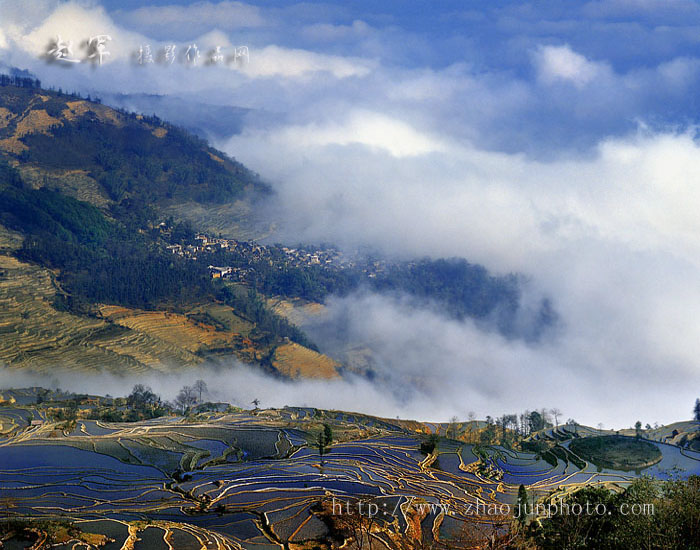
127 384 159 409
317 423 333 465
694 398 700 422
550 408 562 428
635 420 643 438
449 415 460 439
193 379 208 403
517 485 529 525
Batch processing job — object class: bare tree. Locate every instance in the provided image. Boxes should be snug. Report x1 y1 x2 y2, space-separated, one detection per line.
193 379 208 403
550 408 562 428
174 385 197 414
467 411 477 443
449 415 460 439
251 398 260 410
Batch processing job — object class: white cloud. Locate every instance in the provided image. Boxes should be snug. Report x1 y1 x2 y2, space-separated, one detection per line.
240 44 374 78
302 20 371 42
21 3 146 63
535 44 607 86
1 2 374 96
268 110 446 157
117 1 265 32
222 127 700 427
655 56 700 90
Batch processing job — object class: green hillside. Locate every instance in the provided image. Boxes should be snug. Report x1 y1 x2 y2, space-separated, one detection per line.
0 80 321 375
0 79 266 205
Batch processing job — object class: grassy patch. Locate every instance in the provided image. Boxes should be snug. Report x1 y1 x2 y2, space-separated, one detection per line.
569 435 662 471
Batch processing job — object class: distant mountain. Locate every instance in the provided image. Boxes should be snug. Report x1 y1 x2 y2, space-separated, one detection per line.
98 92 266 141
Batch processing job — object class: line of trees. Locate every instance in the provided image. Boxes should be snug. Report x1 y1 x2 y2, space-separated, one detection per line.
455 408 563 447
0 74 41 89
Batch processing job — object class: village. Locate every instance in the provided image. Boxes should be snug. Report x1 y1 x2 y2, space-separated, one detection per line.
163 232 391 281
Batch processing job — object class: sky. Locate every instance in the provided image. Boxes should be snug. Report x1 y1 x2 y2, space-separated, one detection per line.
1 0 700 428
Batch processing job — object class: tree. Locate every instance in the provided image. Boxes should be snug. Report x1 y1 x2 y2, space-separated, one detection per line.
635 420 643 438
550 408 562 427
193 379 208 403
480 423 496 445
323 423 333 447
528 411 545 433
448 415 459 439
174 385 197 414
566 418 578 436
540 408 552 427
127 384 158 409
694 398 700 422
420 433 439 455
316 423 333 464
467 411 476 443
517 484 529 524
251 398 260 410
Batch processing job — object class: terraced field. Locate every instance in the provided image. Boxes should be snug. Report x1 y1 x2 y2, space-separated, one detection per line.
0 225 329 376
162 200 273 243
1 397 698 549
0 248 213 374
271 342 340 379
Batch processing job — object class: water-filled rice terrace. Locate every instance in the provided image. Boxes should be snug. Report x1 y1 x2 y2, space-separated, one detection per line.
1 401 698 549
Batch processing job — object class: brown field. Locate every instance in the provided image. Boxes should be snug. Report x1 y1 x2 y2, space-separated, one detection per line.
272 342 340 379
14 108 60 137
18 165 112 207
0 227 210 373
0 107 13 129
98 305 244 354
63 100 123 126
266 296 326 327
0 224 342 377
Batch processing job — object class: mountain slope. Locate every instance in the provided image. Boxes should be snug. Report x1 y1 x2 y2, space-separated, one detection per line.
0 80 333 377
0 80 266 206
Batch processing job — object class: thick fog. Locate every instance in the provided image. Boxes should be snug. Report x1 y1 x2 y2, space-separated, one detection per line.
2 1 700 427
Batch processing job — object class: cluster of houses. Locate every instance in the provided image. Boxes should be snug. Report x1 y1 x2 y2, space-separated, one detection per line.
164 233 358 278
162 231 397 283
166 234 280 263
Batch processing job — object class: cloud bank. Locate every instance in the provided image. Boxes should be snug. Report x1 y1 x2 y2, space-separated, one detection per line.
1 1 700 428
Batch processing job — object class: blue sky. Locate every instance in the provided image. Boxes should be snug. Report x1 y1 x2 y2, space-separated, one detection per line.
4 0 700 153
2 1 700 426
